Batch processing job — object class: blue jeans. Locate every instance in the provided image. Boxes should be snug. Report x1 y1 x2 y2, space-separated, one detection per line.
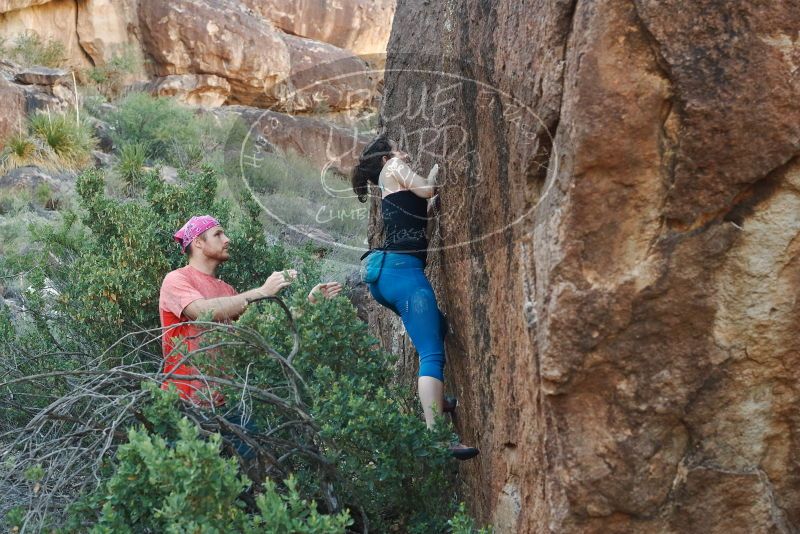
368 253 446 381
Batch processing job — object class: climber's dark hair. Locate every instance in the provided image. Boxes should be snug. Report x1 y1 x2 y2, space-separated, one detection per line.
352 136 393 203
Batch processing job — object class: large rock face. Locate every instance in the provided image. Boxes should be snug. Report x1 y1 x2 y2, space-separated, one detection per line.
138 0 376 111
138 0 291 107
376 0 800 531
0 0 90 69
1 0 385 111
76 0 145 67
242 0 396 56
222 105 369 176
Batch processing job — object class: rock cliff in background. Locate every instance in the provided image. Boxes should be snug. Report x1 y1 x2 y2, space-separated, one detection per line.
1 0 391 110
221 105 369 177
376 0 800 531
242 0 395 56
0 0 90 69
76 0 144 66
138 0 292 107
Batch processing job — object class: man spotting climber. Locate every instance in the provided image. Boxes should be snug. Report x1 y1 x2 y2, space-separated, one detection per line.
159 215 341 404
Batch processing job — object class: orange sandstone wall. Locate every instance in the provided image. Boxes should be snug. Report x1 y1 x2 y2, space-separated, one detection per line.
373 1 800 531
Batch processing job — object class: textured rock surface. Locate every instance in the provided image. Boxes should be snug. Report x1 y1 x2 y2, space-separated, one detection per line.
14 66 66 85
139 0 291 107
148 74 231 108
0 0 90 68
242 0 396 56
376 0 800 532
0 0 49 14
76 0 145 69
223 105 369 176
282 33 377 112
0 77 26 149
138 0 375 111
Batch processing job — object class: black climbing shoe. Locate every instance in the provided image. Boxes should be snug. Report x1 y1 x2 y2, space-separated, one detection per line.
449 443 480 461
443 395 458 414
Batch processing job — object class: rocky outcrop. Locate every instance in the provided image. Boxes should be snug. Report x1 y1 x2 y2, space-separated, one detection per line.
76 0 145 68
138 0 375 111
14 66 66 85
282 34 376 112
0 77 26 149
138 0 291 107
148 74 231 108
0 0 90 68
2 0 385 111
377 0 800 532
242 0 396 56
223 105 369 176
0 0 49 13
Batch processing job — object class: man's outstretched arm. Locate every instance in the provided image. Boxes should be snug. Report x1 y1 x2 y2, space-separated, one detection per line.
183 270 296 321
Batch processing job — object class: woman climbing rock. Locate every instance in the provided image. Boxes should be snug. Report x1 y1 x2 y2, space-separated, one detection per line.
352 136 479 461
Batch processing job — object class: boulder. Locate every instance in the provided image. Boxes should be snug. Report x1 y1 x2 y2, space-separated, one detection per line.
148 74 231 108
86 117 114 152
222 105 370 177
19 83 69 113
0 165 65 209
138 0 291 107
379 0 800 531
280 34 377 113
241 0 395 56
0 77 26 150
14 66 67 85
0 0 50 14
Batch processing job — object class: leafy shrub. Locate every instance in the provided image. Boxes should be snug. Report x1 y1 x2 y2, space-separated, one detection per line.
84 47 141 99
211 288 458 532
448 503 493 534
0 165 468 532
83 418 350 533
4 30 67 68
107 93 229 168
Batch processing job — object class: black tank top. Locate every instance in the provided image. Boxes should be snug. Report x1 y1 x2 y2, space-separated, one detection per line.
381 190 428 262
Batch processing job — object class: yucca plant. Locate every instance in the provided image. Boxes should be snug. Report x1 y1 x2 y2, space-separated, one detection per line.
116 141 148 190
0 133 46 171
29 111 96 170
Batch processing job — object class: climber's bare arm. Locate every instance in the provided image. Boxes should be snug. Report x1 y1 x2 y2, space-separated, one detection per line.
383 157 438 199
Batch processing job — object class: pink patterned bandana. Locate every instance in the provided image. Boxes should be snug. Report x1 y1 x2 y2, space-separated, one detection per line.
174 215 220 253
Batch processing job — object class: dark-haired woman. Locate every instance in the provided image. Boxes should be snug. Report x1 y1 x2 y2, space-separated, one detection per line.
352 137 479 460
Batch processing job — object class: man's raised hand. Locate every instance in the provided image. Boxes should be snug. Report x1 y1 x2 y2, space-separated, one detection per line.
307 282 343 304
260 269 297 297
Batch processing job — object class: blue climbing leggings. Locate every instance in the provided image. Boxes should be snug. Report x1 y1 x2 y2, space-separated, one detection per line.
368 252 446 381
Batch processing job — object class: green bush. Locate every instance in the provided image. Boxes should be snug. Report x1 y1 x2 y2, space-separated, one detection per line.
4 30 67 68
107 93 229 168
0 165 469 532
448 503 493 534
82 418 350 534
84 47 141 99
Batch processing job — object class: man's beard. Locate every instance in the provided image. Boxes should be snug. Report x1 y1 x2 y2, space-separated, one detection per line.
206 249 229 262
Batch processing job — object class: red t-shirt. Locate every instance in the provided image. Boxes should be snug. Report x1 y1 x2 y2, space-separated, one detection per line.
159 265 237 403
